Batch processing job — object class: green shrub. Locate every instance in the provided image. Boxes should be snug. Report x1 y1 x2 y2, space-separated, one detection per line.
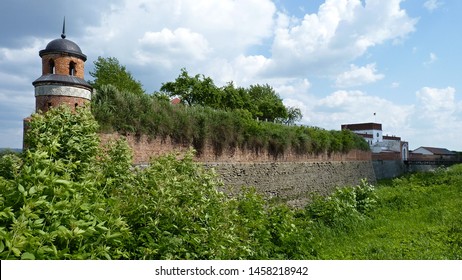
0 106 131 260
91 86 369 158
306 180 377 228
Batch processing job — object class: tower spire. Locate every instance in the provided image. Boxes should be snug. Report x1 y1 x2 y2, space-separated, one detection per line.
61 17 66 39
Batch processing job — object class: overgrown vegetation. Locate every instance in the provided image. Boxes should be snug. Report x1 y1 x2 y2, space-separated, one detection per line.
91 84 369 157
0 106 314 259
309 168 462 259
88 57 369 157
1 106 460 259
160 68 301 124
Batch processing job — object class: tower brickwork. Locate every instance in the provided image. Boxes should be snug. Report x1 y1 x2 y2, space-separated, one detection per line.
24 20 92 149
32 20 92 113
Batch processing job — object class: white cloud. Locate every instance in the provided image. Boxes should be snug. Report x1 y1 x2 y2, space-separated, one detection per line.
135 28 211 68
411 86 462 149
267 0 417 76
296 90 414 132
424 52 438 66
84 0 276 58
335 63 384 88
424 0 443 12
391 82 400 88
416 86 457 116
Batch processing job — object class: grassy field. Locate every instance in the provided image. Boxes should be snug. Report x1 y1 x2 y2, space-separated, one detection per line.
308 165 462 259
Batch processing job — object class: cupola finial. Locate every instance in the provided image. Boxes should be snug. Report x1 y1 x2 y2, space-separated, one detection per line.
61 17 66 39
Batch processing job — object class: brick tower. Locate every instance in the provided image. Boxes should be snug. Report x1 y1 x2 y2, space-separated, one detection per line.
32 19 92 112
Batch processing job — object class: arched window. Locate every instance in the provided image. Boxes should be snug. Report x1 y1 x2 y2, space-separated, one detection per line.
49 60 55 74
69 61 76 76
75 103 79 109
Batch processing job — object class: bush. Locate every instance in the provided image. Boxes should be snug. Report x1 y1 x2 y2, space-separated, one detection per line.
2 105 318 259
91 86 369 158
306 179 377 229
0 106 131 260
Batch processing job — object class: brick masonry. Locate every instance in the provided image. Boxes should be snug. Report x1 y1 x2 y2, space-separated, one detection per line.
41 54 85 78
100 133 377 206
35 95 90 112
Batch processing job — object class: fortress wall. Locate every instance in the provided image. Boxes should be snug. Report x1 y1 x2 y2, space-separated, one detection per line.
372 160 406 180
99 133 372 164
208 161 376 208
99 133 376 207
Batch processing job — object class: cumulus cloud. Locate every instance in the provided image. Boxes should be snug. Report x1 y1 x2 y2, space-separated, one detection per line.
416 86 458 116
412 86 462 149
84 0 276 57
423 0 443 12
295 90 414 132
135 28 211 68
266 0 417 76
334 63 384 88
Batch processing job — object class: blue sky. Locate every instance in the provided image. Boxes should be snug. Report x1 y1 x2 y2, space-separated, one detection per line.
1 0 461 151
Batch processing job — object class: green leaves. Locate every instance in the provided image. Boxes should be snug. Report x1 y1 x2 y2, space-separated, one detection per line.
306 180 377 228
89 56 144 96
0 104 375 260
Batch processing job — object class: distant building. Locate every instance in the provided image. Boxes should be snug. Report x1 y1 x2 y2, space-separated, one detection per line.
170 97 181 105
410 147 458 162
341 122 408 161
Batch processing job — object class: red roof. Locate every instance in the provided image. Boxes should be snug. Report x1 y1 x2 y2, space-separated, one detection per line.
170 97 181 105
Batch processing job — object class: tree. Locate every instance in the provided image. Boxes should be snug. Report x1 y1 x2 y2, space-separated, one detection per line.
285 107 303 125
160 68 220 106
89 56 144 95
247 84 288 122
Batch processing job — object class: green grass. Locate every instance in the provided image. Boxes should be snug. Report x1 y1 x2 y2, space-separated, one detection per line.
309 166 462 259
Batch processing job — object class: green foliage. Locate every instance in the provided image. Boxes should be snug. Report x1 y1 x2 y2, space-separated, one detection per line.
92 85 369 158
6 104 459 260
309 166 462 259
24 106 99 180
0 106 131 259
1 106 316 259
306 179 377 229
160 69 291 123
89 56 144 96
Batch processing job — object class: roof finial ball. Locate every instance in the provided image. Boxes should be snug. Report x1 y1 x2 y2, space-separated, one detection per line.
61 17 66 39
32 18 92 113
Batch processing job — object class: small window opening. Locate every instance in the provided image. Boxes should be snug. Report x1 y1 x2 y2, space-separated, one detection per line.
48 102 52 109
75 103 79 109
49 60 55 74
69 61 76 76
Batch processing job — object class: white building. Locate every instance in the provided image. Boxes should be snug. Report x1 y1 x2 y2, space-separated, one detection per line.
341 122 408 161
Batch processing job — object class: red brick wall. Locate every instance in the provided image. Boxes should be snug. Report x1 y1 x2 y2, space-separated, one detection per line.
36 95 90 113
99 133 372 164
41 54 85 78
372 152 402 161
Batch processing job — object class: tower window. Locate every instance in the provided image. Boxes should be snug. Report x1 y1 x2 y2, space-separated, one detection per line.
69 61 76 76
48 102 52 109
49 60 55 74
75 103 78 109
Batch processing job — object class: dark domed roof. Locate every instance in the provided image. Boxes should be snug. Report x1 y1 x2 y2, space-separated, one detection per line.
39 38 87 61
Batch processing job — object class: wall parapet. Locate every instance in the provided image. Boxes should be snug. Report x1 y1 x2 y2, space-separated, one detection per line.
99 132 376 207
99 133 372 164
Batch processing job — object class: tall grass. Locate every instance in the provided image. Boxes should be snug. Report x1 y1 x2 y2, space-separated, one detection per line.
3 106 459 260
91 85 369 158
308 166 462 259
